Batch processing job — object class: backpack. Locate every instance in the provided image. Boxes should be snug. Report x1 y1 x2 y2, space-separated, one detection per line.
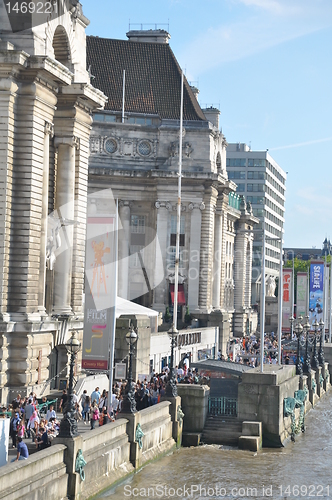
93 410 99 421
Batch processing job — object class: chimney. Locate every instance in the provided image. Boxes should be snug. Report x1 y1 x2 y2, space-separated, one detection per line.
202 107 220 129
126 29 171 44
190 85 200 101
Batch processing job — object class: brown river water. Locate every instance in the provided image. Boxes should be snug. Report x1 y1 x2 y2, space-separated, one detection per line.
97 392 332 500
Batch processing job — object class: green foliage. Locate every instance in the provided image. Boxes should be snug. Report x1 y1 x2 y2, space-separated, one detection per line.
164 306 171 323
184 306 191 324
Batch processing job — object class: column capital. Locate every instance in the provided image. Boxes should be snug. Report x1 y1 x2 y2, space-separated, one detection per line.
155 201 172 210
54 136 80 150
188 202 205 211
45 121 54 137
119 200 132 208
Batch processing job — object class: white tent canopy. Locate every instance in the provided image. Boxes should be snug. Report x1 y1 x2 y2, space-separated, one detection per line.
115 296 159 318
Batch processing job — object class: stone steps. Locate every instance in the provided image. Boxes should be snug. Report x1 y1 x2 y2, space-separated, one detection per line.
201 415 243 445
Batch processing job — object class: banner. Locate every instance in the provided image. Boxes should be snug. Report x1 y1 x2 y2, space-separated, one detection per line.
309 262 324 325
282 268 293 332
296 272 307 319
82 215 116 370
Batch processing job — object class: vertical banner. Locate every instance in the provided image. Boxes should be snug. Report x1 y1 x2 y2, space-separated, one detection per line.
282 268 293 332
309 262 324 325
83 215 116 370
297 272 307 319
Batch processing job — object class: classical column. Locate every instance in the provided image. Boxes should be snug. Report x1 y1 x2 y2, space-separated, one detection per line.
212 208 222 309
52 136 79 315
118 200 131 299
188 202 204 311
153 200 171 311
199 187 217 310
218 193 229 309
38 121 54 314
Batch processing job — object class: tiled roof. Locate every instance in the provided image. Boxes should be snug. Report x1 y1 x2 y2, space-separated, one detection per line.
86 36 206 121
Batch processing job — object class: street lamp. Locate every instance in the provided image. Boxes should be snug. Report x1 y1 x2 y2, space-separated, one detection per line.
121 327 138 414
302 315 311 374
166 324 178 397
289 315 295 340
294 321 303 376
58 331 81 438
318 318 325 366
311 319 320 370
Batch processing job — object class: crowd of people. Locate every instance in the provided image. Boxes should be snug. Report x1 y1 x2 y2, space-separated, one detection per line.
2 393 61 462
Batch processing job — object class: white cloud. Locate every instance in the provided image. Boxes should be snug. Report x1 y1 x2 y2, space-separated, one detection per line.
270 137 332 151
178 0 332 75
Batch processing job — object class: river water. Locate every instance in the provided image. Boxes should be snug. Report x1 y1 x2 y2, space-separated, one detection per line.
97 392 332 500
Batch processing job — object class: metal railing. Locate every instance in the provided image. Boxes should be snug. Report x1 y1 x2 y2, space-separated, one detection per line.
208 397 238 417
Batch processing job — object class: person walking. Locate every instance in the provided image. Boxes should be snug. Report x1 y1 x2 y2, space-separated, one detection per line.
90 404 99 430
83 395 91 424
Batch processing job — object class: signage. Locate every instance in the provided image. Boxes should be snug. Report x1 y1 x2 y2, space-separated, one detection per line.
83 215 116 370
309 262 324 325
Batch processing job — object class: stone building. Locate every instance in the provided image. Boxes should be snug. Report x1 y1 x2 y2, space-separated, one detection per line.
87 30 258 352
0 1 106 401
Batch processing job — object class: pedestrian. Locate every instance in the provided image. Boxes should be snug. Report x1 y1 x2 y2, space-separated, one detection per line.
83 395 91 424
11 437 29 462
90 404 99 430
24 399 34 438
59 389 67 412
10 411 21 448
91 387 100 406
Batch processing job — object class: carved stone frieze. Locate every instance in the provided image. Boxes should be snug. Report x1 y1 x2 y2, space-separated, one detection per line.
89 135 158 158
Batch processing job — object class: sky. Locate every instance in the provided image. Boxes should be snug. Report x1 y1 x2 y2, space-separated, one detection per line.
82 0 332 249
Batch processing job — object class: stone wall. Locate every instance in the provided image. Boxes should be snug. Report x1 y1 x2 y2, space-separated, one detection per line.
238 365 300 446
177 384 210 446
0 445 68 500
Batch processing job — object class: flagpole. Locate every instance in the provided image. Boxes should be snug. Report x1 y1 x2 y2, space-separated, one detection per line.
173 71 184 331
108 200 118 416
122 70 126 124
329 257 332 343
277 239 283 365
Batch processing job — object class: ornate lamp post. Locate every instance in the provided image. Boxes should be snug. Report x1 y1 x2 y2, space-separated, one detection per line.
121 327 138 414
318 318 325 366
303 315 311 374
166 324 178 397
311 319 320 370
294 322 303 376
58 331 81 438
289 315 295 339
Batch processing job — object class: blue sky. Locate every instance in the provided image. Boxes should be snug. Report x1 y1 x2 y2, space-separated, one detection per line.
83 0 332 249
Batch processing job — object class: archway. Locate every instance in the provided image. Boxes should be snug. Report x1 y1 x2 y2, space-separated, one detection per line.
52 25 72 69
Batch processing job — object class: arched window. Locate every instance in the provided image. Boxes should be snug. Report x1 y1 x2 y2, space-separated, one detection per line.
53 26 72 69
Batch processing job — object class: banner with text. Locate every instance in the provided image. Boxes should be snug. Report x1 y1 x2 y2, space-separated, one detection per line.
282 268 293 332
296 272 308 319
83 215 116 370
309 262 324 325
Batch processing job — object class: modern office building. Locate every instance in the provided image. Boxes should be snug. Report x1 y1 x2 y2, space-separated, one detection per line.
226 143 287 304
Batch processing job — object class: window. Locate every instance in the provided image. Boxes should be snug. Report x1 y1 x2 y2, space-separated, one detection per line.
131 215 145 234
131 215 146 246
228 171 246 179
236 183 246 192
226 158 246 167
247 184 265 192
247 171 266 180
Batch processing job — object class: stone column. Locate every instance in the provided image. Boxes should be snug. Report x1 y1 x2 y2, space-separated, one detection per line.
199 186 218 311
188 202 204 311
118 201 131 299
153 201 171 312
52 136 79 315
219 193 229 309
38 121 54 314
212 209 222 309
